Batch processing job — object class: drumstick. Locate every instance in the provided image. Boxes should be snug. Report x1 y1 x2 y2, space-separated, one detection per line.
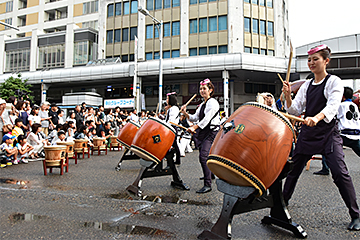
277 73 285 85
281 112 304 122
169 122 188 131
184 94 197 108
285 42 293 83
155 103 159 115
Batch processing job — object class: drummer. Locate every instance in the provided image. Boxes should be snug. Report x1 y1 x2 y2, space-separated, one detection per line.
282 44 360 230
180 78 220 194
164 92 181 165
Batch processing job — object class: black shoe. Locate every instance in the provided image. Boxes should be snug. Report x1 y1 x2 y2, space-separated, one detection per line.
348 218 360 231
313 170 329 175
199 175 215 180
174 161 181 165
196 186 212 194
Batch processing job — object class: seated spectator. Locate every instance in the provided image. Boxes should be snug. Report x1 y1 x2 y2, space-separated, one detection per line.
47 124 63 144
15 134 34 162
1 133 18 165
65 121 76 141
27 123 48 158
12 118 24 139
97 121 114 147
66 111 76 125
28 106 41 128
75 125 93 147
51 130 67 145
87 127 96 144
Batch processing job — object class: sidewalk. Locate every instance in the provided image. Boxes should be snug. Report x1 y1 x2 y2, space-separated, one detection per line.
1 148 360 239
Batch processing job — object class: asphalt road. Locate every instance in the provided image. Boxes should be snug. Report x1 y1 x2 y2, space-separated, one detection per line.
1 147 360 239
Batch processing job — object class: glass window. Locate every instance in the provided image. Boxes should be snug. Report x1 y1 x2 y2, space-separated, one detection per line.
154 26 159 38
199 0 207 3
146 25 153 39
129 54 134 62
253 48 259 54
268 49 274 56
252 0 258 4
199 18 207 33
189 48 197 56
189 19 197 34
252 19 258 34
244 17 250 32
107 30 113 44
261 49 266 55
218 16 227 31
146 52 153 60
244 47 251 53
219 45 227 53
164 0 171 8
124 1 129 14
209 17 217 32
131 1 138 14
107 4 114 17
6 1 13 12
122 28 129 42
268 21 274 36
172 21 180 36
122 55 128 62
209 0 216 2
267 0 273 7
164 23 171 37
163 51 170 59
244 0 250 3
260 20 266 35
154 52 160 59
190 0 198 4
147 0 154 10
199 47 207 55
172 0 180 7
155 0 162 9
115 3 121 15
172 50 180 58
259 0 265 6
114 29 121 42
130 27 137 40
209 46 217 54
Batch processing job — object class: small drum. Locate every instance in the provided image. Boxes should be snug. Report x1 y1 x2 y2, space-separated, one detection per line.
57 141 75 158
117 121 141 149
74 139 88 149
130 117 176 164
207 102 294 196
44 145 67 166
93 137 106 147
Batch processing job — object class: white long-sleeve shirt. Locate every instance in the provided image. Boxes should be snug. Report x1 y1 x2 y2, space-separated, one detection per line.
337 100 360 140
189 98 220 130
285 75 343 123
166 106 180 124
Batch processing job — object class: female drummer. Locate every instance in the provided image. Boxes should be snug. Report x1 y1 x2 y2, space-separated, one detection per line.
181 78 220 193
165 92 181 165
282 44 360 230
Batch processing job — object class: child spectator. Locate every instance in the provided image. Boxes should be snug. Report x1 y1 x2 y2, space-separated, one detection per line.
15 134 34 162
51 130 66 145
65 121 76 141
28 106 41 128
12 118 24 139
27 123 48 158
1 133 18 165
47 124 63 144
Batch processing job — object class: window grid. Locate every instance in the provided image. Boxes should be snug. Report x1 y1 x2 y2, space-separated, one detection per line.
5 49 30 72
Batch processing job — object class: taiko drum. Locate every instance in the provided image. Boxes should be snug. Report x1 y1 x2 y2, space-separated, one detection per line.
117 121 141 149
130 117 176 164
207 102 294 196
44 145 67 166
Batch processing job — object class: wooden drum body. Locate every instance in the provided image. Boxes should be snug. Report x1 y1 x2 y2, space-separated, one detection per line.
74 139 87 149
207 102 294 196
117 121 141 149
93 137 106 147
130 117 176 164
57 141 74 157
44 145 67 166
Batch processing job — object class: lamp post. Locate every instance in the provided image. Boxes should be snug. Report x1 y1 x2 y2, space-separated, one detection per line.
0 21 19 31
138 6 163 112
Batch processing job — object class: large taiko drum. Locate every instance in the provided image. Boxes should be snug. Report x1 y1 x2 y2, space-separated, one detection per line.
207 102 294 196
44 145 67 166
130 117 176 164
117 121 141 149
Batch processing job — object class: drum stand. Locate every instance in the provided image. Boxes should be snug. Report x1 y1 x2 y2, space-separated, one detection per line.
115 148 140 171
198 161 307 239
126 148 190 197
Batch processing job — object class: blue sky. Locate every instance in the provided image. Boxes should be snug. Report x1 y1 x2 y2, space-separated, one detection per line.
289 0 360 48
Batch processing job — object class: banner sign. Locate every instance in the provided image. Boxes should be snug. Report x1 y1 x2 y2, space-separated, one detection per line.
104 98 135 109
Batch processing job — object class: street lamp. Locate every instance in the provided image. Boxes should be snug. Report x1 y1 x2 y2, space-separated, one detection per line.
0 21 19 31
138 6 163 112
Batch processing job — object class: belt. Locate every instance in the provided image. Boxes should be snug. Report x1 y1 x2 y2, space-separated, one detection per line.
340 129 360 135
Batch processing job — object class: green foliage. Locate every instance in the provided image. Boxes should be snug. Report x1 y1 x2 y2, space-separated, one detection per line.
0 74 34 102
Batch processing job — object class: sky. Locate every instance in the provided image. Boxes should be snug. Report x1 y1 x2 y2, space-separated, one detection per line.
288 0 360 48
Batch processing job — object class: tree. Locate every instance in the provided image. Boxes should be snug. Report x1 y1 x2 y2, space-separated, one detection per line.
0 74 34 102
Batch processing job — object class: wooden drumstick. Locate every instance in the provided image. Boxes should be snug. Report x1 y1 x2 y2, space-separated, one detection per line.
155 103 159 115
285 42 293 83
169 122 188 131
184 94 197 108
282 112 304 122
277 73 285 85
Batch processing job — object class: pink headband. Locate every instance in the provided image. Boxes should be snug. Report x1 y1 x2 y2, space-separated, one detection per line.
166 92 176 96
307 44 328 55
200 78 211 85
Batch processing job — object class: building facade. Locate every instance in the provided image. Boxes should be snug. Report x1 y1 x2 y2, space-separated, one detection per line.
0 0 291 112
